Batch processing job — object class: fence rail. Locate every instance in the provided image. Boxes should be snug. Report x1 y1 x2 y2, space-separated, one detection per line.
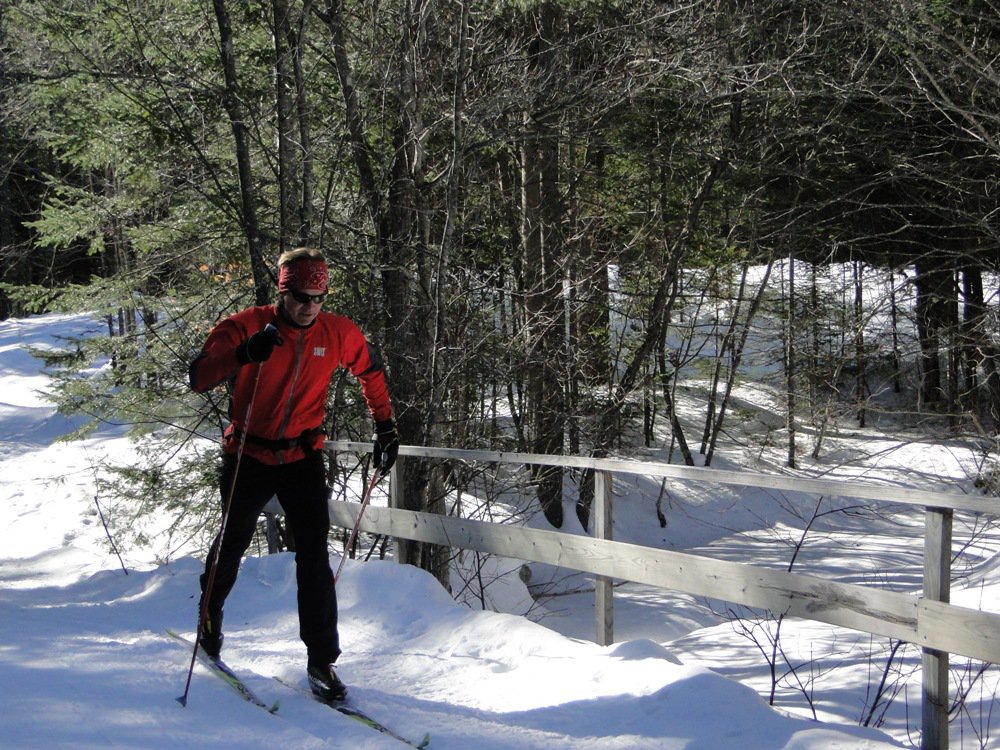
323 440 998 750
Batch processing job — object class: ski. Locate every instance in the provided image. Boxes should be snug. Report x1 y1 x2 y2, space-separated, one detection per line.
167 629 279 713
168 629 426 747
275 676 430 749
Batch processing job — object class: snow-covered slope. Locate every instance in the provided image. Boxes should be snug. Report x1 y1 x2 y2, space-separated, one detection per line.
0 311 909 749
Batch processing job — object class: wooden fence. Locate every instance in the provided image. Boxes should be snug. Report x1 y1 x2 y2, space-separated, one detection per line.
323 440 1000 750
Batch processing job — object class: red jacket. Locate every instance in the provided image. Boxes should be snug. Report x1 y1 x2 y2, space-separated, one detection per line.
190 304 392 465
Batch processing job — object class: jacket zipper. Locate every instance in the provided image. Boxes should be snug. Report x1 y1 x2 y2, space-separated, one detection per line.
275 329 306 464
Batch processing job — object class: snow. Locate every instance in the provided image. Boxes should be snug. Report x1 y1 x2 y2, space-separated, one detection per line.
0 310 979 749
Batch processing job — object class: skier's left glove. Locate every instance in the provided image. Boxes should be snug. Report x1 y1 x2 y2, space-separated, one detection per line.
372 419 399 473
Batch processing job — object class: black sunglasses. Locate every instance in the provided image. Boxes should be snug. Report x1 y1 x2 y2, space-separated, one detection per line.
288 289 327 305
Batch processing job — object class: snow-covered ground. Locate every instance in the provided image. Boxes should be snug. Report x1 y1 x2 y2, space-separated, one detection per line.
2 311 996 748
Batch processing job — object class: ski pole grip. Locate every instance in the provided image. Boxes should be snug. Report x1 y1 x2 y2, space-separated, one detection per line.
262 322 283 348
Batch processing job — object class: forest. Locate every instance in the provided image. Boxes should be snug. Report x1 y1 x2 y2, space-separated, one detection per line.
1 1 998 578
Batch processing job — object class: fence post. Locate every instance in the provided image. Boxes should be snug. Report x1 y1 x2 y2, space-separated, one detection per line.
389 456 403 564
594 470 614 646
922 506 953 750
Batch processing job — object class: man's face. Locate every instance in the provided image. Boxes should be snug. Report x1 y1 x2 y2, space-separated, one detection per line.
280 287 327 326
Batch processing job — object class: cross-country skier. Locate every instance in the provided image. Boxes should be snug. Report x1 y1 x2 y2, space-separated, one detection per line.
188 246 398 702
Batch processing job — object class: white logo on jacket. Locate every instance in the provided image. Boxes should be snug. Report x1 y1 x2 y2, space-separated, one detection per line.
313 347 326 357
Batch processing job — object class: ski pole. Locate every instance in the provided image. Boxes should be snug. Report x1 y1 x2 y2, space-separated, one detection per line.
178 356 266 707
334 469 381 583
93 491 128 575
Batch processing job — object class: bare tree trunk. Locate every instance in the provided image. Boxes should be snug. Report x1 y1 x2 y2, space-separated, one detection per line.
263 0 306 551
705 259 774 467
853 260 866 427
565 139 613 457
428 0 470 439
577 105 733 528
961 266 982 405
700 314 723 456
420 0 471 587
271 0 299 252
947 270 961 428
914 261 948 408
889 269 902 394
212 0 269 304
318 0 445 583
0 6 11 321
318 0 379 224
656 321 694 466
271 0 314 247
960 265 1000 430
786 256 797 468
521 1 565 528
292 4 314 244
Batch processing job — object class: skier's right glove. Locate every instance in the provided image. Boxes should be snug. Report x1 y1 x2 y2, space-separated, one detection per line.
237 323 283 364
372 419 399 473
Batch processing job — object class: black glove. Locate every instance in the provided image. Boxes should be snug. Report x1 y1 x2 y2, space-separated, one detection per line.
237 323 283 364
372 419 399 473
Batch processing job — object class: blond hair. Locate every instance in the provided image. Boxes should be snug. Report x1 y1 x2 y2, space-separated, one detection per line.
277 246 325 267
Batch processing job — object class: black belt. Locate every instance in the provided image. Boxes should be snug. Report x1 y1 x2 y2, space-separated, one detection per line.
236 427 323 452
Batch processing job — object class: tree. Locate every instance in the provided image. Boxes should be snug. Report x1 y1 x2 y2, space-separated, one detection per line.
212 0 270 304
519 2 567 528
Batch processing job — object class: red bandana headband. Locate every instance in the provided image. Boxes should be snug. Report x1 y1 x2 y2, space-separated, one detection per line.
278 258 329 292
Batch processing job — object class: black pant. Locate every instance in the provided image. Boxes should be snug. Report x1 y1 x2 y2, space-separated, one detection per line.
200 450 340 665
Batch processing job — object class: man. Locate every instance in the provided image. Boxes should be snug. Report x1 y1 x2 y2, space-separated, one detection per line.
188 247 398 702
